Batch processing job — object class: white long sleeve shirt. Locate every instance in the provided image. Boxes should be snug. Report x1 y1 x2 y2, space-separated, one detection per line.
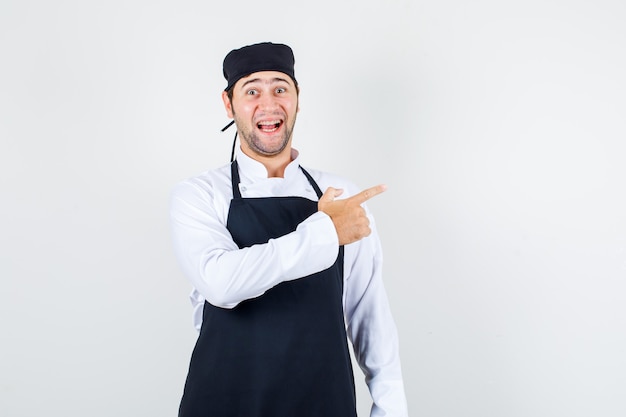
170 147 408 417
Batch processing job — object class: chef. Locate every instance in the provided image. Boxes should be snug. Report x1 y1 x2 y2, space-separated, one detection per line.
170 42 408 417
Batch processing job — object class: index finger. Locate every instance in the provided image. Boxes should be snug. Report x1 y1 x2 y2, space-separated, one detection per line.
348 184 387 205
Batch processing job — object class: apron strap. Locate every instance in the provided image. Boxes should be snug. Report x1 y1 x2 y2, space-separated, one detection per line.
299 166 323 199
230 160 242 199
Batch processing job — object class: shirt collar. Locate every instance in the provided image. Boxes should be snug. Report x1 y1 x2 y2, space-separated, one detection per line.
235 147 302 180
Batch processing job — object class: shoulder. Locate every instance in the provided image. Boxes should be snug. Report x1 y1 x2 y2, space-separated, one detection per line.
169 164 233 243
170 163 233 208
299 166 362 198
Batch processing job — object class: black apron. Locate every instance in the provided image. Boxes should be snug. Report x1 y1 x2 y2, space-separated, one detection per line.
179 160 357 417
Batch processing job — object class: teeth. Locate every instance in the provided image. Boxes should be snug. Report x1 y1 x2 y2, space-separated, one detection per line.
257 120 282 132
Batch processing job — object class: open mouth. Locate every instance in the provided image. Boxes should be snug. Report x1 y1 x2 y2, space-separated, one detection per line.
257 120 283 133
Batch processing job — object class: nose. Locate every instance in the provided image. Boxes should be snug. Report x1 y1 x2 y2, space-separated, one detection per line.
258 93 279 111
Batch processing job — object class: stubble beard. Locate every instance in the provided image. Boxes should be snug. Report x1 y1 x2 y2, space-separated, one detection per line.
234 112 297 157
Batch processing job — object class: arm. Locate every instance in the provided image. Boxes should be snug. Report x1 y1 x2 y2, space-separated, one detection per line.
169 179 339 309
344 213 409 417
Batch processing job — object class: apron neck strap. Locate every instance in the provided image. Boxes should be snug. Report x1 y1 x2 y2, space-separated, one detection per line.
299 166 323 199
230 160 242 199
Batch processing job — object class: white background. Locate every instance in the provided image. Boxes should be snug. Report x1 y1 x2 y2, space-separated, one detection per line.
2 0 626 416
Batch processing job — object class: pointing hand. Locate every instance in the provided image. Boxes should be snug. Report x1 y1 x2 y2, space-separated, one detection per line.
318 184 386 245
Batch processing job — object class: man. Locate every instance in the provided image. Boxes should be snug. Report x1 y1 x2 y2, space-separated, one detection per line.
170 42 408 417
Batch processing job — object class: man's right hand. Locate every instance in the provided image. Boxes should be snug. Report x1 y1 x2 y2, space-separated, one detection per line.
318 185 387 246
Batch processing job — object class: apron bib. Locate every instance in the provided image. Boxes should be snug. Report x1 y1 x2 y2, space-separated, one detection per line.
179 160 357 417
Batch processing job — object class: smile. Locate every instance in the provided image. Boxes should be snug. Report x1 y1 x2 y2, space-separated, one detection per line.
257 119 283 133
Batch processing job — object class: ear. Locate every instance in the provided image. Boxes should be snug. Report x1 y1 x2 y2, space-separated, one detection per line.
222 91 234 119
296 86 301 113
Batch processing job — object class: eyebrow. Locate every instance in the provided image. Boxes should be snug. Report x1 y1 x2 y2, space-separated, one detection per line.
239 77 291 90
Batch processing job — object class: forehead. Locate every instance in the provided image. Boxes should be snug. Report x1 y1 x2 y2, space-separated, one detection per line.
234 71 295 89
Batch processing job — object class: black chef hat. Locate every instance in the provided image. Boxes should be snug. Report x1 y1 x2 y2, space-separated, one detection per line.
222 42 297 91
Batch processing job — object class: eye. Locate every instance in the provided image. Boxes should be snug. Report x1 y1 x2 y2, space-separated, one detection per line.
276 87 286 94
246 89 258 96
